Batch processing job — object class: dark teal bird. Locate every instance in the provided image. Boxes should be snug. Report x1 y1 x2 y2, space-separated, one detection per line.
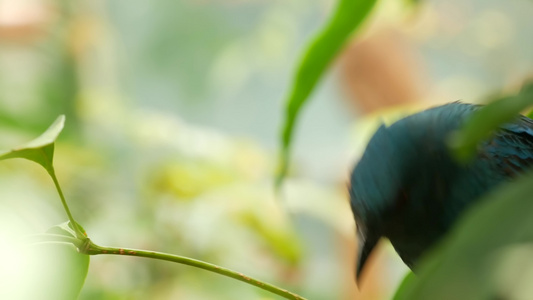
350 102 533 280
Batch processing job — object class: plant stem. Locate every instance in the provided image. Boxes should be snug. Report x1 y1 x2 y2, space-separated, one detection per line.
48 168 85 239
85 240 307 300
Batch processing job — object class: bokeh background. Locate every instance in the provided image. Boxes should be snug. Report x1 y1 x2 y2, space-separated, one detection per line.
0 0 532 299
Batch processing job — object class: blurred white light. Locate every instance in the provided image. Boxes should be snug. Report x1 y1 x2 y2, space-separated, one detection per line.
0 233 31 298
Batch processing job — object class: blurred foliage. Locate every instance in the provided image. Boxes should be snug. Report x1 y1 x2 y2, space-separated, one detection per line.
394 170 533 299
449 81 533 161
0 1 78 136
0 0 532 299
0 0 354 298
278 0 377 186
1 241 89 300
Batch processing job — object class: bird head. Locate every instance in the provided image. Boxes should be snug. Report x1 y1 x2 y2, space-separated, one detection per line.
350 124 404 282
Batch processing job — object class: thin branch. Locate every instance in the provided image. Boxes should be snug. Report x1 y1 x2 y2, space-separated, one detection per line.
84 240 307 300
47 167 85 239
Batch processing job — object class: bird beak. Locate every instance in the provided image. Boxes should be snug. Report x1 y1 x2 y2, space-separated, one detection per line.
356 227 379 284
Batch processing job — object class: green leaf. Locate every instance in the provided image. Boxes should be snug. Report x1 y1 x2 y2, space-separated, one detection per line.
47 220 88 240
449 82 533 162
392 271 416 300
23 242 90 300
277 0 377 187
393 171 533 300
4 222 90 300
527 109 533 119
0 115 65 174
0 115 83 237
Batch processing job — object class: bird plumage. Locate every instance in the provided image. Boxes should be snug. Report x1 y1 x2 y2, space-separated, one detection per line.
350 102 533 279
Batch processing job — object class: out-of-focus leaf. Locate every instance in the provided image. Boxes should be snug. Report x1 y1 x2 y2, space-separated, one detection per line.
2 222 90 300
527 108 533 119
23 242 89 300
449 82 533 161
277 0 377 187
0 115 65 174
392 271 416 300
33 222 90 299
393 171 533 300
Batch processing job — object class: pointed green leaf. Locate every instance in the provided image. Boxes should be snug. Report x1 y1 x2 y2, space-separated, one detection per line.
449 82 533 161
277 0 377 187
393 171 533 299
0 115 65 173
0 115 84 238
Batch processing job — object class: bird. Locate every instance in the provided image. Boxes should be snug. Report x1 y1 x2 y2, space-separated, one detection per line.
349 102 533 281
